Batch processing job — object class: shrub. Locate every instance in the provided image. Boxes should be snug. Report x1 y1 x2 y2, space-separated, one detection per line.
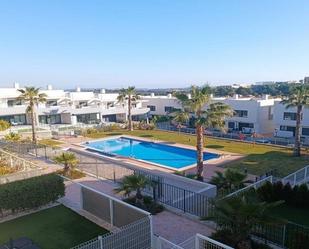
4 132 21 142
0 174 65 215
288 229 309 249
123 196 164 215
256 181 274 202
257 182 309 208
0 120 11 131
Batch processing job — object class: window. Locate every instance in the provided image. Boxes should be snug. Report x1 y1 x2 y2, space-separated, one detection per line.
46 100 57 106
280 125 296 136
283 112 297 121
164 106 176 113
147 105 156 111
0 114 26 125
76 113 99 124
39 114 61 124
302 127 309 136
7 99 22 107
234 110 248 118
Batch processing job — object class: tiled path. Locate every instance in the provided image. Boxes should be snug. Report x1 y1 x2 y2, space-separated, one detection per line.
62 176 214 244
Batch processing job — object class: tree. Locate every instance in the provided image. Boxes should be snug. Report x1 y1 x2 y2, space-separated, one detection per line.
53 152 79 175
210 169 251 193
117 86 139 131
235 86 252 96
114 174 151 204
172 111 189 134
280 84 309 156
17 87 47 144
4 132 21 142
175 86 233 180
205 194 284 249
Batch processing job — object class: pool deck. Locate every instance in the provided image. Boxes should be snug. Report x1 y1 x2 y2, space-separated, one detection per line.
57 134 245 182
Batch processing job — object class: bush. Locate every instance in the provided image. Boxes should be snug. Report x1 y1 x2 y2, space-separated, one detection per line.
257 182 309 208
0 120 11 131
288 229 309 249
0 174 65 215
123 196 164 215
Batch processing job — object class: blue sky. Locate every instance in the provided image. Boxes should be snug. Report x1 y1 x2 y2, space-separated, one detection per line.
0 0 308 89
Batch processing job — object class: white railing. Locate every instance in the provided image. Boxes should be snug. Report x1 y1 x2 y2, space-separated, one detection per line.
224 176 273 198
71 217 152 249
153 234 234 249
281 165 309 187
0 149 41 170
194 234 234 249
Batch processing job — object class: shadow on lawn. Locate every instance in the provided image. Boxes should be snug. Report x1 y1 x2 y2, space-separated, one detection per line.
206 145 224 149
227 150 308 177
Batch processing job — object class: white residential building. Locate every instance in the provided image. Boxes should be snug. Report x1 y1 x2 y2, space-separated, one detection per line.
273 101 309 138
0 83 149 126
141 93 277 134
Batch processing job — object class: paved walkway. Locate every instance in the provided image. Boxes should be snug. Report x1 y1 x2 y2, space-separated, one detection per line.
62 176 214 244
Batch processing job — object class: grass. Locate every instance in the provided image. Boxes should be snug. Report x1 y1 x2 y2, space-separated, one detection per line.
0 205 108 249
85 129 309 177
270 204 309 227
39 139 63 148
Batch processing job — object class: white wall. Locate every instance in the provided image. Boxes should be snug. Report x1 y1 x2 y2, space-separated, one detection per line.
141 96 182 115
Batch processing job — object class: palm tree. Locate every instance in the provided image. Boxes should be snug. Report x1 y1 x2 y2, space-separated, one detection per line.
281 84 309 156
17 87 47 144
114 174 150 204
205 194 284 249
210 169 251 195
117 86 140 131
175 86 233 180
53 152 79 175
172 111 189 134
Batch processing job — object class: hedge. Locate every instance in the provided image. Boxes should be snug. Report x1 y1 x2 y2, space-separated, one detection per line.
0 174 65 215
257 181 309 208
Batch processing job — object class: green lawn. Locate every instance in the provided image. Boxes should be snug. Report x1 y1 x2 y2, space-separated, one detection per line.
85 129 308 177
0 205 108 249
270 204 309 227
39 139 63 148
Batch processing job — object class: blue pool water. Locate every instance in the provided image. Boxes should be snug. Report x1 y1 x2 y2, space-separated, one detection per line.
84 137 219 169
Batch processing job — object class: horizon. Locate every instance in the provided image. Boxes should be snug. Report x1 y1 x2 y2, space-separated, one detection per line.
0 0 308 88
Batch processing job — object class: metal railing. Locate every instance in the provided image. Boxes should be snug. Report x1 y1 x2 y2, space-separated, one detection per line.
252 222 309 248
71 217 152 249
153 234 234 249
281 165 309 187
224 176 273 198
0 149 45 184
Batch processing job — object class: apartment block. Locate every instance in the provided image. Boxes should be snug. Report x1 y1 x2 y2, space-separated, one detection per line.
0 84 149 126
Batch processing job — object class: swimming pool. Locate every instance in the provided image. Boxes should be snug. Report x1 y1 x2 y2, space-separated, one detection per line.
84 137 219 170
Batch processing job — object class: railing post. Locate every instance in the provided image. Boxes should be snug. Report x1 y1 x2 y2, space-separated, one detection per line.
293 174 297 186
95 160 99 178
195 234 200 249
282 224 286 248
109 199 114 226
98 235 103 249
183 189 186 213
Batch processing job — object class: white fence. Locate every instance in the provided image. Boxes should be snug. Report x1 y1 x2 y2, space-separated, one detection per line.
153 234 233 249
0 149 41 170
71 217 151 249
0 149 45 184
224 176 273 198
281 165 309 187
